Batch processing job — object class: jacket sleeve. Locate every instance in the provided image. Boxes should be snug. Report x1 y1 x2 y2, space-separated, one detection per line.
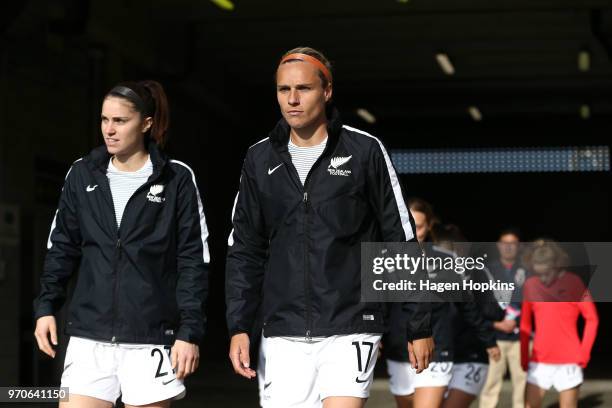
174 166 210 344
366 138 417 243
578 286 598 368
519 280 534 371
456 300 498 349
519 300 533 371
366 138 431 340
225 153 268 337
472 268 506 323
34 163 82 319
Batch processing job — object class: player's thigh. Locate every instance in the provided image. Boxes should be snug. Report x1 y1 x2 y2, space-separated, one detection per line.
525 382 546 408
413 361 452 408
124 400 171 408
414 386 446 408
442 388 475 408
322 396 365 408
59 394 113 408
394 394 414 408
558 386 579 408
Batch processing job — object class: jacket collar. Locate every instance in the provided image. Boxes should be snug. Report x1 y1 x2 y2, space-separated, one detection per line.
85 139 168 175
268 107 343 154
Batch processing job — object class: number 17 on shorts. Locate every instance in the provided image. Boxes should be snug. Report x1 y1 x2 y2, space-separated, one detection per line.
313 334 382 400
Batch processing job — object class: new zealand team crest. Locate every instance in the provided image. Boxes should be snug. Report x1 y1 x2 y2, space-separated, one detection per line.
328 155 352 177
147 184 165 203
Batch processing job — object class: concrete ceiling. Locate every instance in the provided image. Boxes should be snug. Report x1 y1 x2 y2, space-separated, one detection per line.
5 0 612 127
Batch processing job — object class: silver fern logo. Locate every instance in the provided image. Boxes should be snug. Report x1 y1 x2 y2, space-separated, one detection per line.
147 184 165 203
328 155 352 176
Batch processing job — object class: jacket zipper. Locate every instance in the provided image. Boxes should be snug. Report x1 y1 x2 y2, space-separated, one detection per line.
111 237 121 344
95 167 121 344
303 191 311 341
281 133 335 341
104 160 166 344
299 143 333 341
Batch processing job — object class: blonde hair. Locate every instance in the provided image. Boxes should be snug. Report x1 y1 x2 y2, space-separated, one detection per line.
279 46 333 88
522 239 569 271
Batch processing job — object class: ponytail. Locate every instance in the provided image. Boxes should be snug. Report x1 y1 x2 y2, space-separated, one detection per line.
141 80 169 147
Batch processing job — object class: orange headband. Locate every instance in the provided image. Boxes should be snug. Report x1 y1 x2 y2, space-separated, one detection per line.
279 53 332 84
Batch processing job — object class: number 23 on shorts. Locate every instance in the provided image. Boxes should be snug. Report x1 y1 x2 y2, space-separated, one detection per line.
150 346 175 384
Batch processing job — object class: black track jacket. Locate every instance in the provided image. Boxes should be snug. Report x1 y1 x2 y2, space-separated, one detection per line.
226 110 431 339
453 266 505 363
385 244 497 362
34 142 209 345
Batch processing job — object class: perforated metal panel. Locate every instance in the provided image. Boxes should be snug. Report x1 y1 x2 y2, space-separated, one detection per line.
391 146 610 174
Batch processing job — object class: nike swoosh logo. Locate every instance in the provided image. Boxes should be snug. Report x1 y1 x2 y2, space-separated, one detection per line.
264 382 272 389
63 362 73 371
162 378 176 385
355 377 368 384
86 185 98 192
268 163 283 175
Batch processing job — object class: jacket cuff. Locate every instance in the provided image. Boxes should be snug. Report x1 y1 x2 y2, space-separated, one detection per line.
408 329 432 341
228 328 249 338
484 337 497 348
33 303 54 320
175 326 203 344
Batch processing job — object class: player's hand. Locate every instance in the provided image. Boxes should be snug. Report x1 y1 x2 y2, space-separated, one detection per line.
34 315 58 358
494 319 516 333
408 337 434 374
171 340 199 379
487 346 501 362
229 333 256 379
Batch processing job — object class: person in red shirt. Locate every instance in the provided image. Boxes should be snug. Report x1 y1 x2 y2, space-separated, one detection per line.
520 240 598 408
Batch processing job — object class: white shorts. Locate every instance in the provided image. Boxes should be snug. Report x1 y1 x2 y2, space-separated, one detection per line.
386 360 416 396
448 363 489 396
527 362 583 392
61 336 185 406
414 361 454 389
258 334 267 407
261 333 381 407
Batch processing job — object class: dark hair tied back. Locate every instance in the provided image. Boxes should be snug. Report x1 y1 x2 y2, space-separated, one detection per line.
106 80 170 147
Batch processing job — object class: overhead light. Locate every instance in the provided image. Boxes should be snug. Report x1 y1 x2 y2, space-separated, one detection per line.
397 0 410 3
211 0 235 11
467 106 482 122
356 108 376 124
436 53 455 75
580 105 591 120
578 50 590 72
